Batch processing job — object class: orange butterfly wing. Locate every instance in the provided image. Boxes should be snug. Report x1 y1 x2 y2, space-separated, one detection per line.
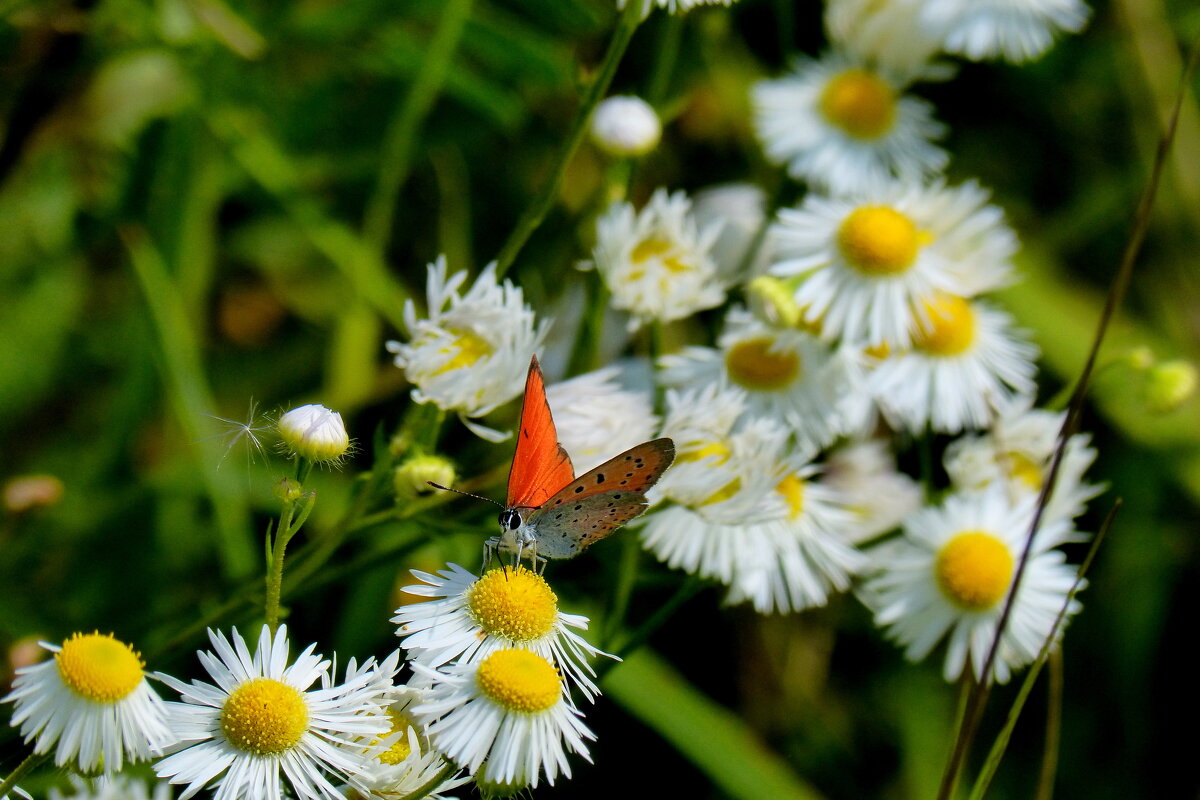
506 355 575 509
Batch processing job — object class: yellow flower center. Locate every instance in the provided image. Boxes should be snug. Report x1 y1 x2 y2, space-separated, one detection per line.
677 441 731 465
776 474 805 519
935 531 1014 611
221 678 309 756
475 650 562 713
913 294 976 356
467 567 558 642
630 237 690 275
1006 452 1043 490
725 337 802 391
818 68 897 140
55 633 144 703
837 206 924 276
864 341 892 360
433 328 493 375
376 709 416 765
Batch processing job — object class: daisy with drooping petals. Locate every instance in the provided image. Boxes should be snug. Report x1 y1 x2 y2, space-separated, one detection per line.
350 687 468 800
154 625 396 800
921 0 1090 63
3 632 174 773
753 52 947 195
638 384 867 613
823 438 924 543
770 179 1017 349
862 488 1083 683
386 256 549 441
658 308 859 455
868 292 1037 434
393 564 614 702
586 188 726 330
546 365 658 474
944 400 1102 525
825 0 950 78
691 183 776 281
411 649 595 789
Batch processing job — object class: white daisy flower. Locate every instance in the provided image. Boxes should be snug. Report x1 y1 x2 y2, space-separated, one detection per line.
753 52 947 195
770 179 1017 348
154 625 396 800
392 563 615 702
546 365 658 474
825 0 950 78
639 385 867 613
386 257 549 441
944 401 1102 525
658 309 859 454
862 488 1083 683
47 774 172 800
590 95 661 157
412 649 595 789
869 293 1038 433
823 438 923 543
2 632 174 773
691 183 775 281
586 188 726 330
921 0 1090 63
351 687 469 800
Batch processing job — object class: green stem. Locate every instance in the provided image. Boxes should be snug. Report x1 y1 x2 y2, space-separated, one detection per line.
0 751 47 798
363 0 473 253
399 759 462 800
601 532 642 650
264 502 297 632
600 575 704 677
493 0 644 276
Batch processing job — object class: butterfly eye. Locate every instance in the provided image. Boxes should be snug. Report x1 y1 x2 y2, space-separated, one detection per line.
498 509 522 531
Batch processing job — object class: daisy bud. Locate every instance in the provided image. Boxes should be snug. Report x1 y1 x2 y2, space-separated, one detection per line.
274 477 304 503
747 275 802 328
394 454 457 500
1144 360 1197 414
277 404 350 463
590 95 661 158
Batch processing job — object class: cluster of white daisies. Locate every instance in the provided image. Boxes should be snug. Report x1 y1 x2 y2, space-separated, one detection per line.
2 0 1105 798
2 560 623 799
387 0 1103 691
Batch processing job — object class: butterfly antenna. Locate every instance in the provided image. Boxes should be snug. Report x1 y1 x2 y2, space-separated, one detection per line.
427 482 502 507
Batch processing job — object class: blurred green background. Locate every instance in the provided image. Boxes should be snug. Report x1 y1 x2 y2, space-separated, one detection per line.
1 0 1198 797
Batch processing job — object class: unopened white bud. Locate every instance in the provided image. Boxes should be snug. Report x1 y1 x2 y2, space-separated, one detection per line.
278 404 350 463
394 455 457 500
591 95 661 157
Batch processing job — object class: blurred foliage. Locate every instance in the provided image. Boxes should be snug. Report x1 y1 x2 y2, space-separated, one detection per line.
1 0 1198 798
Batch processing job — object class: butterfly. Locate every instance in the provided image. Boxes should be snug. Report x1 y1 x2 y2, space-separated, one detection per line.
487 355 675 565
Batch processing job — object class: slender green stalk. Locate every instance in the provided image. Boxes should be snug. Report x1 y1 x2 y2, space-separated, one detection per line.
122 226 254 578
1034 650 1065 800
600 575 704 675
936 36 1198 800
0 751 46 799
965 501 1117 800
493 0 644 276
601 532 643 650
645 13 682 106
363 0 473 252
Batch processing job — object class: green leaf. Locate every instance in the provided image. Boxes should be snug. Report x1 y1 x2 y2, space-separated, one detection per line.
605 648 827 800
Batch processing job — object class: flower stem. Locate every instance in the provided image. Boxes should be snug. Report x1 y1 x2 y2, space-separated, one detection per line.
0 751 47 798
493 0 643 276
